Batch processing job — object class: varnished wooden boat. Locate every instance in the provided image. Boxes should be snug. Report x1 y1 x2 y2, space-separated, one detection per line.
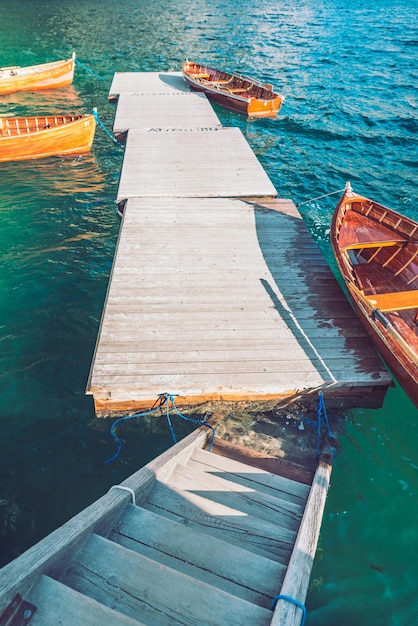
0 112 96 162
0 54 75 95
182 60 283 118
331 182 418 407
0 420 331 625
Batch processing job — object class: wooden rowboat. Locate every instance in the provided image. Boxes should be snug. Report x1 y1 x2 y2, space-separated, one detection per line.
0 113 96 162
0 54 75 95
331 182 418 407
182 60 283 118
0 419 331 625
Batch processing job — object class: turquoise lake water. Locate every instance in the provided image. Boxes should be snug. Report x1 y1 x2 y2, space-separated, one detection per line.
0 0 417 623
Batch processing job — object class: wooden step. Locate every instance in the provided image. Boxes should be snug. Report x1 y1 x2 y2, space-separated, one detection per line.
209 438 314 485
63 534 272 626
143 480 296 563
189 448 310 506
27 575 142 625
111 504 285 608
168 464 302 531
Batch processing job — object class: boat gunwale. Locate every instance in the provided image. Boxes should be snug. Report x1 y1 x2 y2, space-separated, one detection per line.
0 114 92 139
0 55 75 79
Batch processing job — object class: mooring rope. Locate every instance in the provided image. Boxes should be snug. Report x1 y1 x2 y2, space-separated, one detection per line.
92 109 124 148
296 187 345 207
105 393 216 463
75 58 106 81
301 391 337 459
271 594 307 625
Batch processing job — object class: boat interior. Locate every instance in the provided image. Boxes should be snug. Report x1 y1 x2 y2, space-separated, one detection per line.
185 63 277 101
0 115 81 136
339 203 418 349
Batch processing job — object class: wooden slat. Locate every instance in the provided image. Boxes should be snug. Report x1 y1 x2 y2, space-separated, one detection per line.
28 575 142 625
209 439 314 486
168 464 303 530
112 504 285 607
65 534 272 626
189 449 310 505
144 480 296 563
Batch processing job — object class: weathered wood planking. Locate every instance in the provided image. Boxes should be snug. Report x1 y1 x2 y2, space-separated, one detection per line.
0 414 327 625
116 127 278 201
108 71 188 101
87 196 391 415
113 92 220 137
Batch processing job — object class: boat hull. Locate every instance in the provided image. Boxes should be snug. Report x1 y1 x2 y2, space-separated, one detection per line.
0 56 75 95
331 184 418 407
347 290 418 404
182 61 283 118
0 114 96 162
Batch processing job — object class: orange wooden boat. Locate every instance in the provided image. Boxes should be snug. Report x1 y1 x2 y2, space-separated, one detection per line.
0 112 96 162
331 182 418 407
182 60 283 118
0 54 75 95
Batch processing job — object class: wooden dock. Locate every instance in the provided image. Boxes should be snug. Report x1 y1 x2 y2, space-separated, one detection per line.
86 71 392 416
0 422 331 626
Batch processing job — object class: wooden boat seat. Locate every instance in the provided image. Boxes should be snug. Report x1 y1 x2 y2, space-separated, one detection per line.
229 88 247 93
366 290 418 312
191 73 211 80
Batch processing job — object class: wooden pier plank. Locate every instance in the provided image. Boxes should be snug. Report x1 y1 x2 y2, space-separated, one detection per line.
112 504 286 607
65 534 272 626
28 575 142 626
116 128 278 201
113 92 220 135
168 464 303 531
108 71 188 101
144 481 296 563
189 449 310 505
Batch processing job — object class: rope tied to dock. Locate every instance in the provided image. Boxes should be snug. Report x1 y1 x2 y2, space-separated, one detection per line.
301 391 337 459
105 393 216 464
75 58 107 81
271 594 306 625
92 109 124 147
296 187 345 207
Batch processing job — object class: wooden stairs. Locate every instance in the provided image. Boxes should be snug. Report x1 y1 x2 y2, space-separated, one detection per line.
0 426 331 626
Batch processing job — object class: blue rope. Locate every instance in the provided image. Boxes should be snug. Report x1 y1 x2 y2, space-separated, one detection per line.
75 58 106 81
105 399 166 463
92 109 124 148
301 391 337 459
105 393 216 463
317 390 337 458
168 394 216 451
271 594 306 625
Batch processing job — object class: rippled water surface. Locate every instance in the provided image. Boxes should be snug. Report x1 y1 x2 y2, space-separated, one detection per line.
0 0 417 623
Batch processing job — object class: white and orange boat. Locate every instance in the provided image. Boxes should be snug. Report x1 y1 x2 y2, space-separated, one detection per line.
0 54 75 95
0 112 96 162
182 60 283 118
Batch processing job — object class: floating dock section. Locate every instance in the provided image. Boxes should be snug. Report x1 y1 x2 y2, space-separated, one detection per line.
87 71 392 416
